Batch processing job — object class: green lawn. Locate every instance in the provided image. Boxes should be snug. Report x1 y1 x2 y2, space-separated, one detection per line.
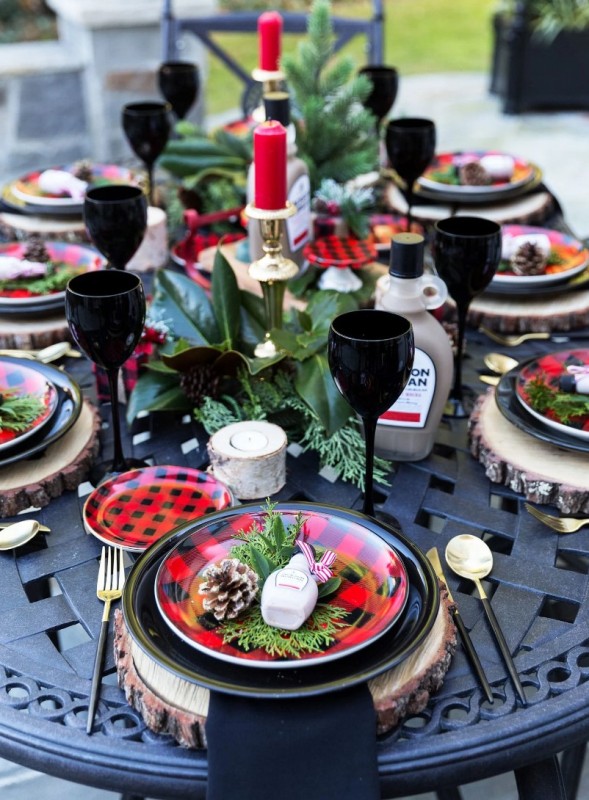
205 0 497 116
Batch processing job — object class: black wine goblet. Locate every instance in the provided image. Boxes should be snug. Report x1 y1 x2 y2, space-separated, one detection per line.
385 117 436 231
65 270 147 482
328 310 414 518
158 61 200 121
358 65 399 131
433 216 502 418
84 185 148 270
122 101 171 205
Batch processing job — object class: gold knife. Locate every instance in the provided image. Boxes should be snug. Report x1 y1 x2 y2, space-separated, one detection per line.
426 547 494 704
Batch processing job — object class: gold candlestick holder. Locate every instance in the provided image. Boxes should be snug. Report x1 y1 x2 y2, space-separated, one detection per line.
251 68 285 122
245 201 298 358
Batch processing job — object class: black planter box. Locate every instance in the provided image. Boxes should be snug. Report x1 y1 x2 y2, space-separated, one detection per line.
491 12 589 113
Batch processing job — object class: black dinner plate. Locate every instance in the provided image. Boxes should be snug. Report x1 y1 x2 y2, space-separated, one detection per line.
1 183 83 218
483 265 589 298
495 366 589 454
123 502 439 699
0 357 83 468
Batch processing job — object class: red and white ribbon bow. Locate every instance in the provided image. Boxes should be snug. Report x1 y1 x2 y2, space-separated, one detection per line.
297 540 337 583
567 365 589 376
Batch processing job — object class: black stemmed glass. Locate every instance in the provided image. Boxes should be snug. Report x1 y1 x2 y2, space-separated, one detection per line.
358 65 399 131
385 117 436 231
158 61 200 121
434 216 502 418
65 270 147 482
328 310 414 519
84 185 148 270
122 101 171 205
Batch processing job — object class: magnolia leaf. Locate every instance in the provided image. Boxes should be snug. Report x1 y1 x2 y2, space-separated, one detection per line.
211 247 240 348
306 290 357 334
239 290 267 349
126 369 191 423
295 354 351 436
317 577 342 599
151 269 220 344
272 515 286 548
269 328 302 355
297 309 313 332
249 546 274 582
144 360 178 374
162 345 224 371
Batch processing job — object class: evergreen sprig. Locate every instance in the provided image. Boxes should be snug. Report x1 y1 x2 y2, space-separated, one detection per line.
0 392 45 432
525 376 589 425
282 0 379 191
220 602 348 658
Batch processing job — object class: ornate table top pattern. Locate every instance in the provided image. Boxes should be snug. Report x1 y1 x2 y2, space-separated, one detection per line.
0 330 588 798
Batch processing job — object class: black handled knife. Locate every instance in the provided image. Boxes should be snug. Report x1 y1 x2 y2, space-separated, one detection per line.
426 547 494 704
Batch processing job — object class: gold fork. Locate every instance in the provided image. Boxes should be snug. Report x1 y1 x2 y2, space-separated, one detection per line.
478 327 576 347
87 546 125 734
524 503 589 534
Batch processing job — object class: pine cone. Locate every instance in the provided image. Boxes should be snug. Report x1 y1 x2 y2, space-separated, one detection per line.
179 364 222 405
511 242 548 276
72 160 93 183
198 558 259 621
23 236 51 263
459 161 492 186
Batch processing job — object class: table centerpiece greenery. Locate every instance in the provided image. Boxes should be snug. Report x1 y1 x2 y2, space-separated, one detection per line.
127 248 392 489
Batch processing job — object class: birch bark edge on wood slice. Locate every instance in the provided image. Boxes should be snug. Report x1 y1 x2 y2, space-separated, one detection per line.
114 585 456 749
0 313 71 349
469 390 589 513
0 400 101 516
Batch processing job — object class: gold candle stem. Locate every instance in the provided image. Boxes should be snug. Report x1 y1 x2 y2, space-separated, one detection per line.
245 203 298 358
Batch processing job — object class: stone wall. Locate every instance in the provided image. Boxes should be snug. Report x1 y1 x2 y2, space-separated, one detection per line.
0 0 215 183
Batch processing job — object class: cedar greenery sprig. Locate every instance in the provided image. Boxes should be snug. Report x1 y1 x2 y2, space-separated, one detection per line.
525 375 589 424
0 392 45 432
0 261 81 296
220 602 348 659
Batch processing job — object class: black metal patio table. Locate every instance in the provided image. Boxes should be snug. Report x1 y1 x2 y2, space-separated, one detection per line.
0 324 587 800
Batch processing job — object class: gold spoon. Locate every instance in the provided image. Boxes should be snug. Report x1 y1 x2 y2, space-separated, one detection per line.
445 534 527 706
0 519 41 551
484 353 519 375
0 521 50 533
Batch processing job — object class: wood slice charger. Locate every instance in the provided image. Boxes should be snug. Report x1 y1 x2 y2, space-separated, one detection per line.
114 585 456 748
0 400 101 517
469 389 589 513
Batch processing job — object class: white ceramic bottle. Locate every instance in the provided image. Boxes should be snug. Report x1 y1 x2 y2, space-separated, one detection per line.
374 232 454 461
247 91 312 268
261 552 319 631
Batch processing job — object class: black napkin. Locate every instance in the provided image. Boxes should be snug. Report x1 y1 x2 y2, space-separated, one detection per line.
206 682 380 800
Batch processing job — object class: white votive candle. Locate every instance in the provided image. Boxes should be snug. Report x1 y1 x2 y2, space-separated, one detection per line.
229 430 270 452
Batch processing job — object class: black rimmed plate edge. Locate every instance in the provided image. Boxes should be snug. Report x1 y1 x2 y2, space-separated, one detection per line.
0 357 83 468
123 502 439 699
495 366 589 454
414 164 542 205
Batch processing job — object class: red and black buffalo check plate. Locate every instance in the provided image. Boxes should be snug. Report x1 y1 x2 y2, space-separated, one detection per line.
155 507 409 668
83 465 234 552
0 357 59 451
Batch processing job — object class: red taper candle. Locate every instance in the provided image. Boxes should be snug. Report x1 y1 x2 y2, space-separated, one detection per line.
258 11 283 72
253 120 287 210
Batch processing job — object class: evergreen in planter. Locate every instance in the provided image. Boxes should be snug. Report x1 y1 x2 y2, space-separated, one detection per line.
491 1 589 113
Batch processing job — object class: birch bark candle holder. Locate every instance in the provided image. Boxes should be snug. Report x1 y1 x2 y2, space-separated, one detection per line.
207 420 287 499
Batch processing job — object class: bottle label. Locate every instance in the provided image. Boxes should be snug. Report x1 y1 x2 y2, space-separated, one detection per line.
379 349 436 428
286 174 311 253
275 568 308 591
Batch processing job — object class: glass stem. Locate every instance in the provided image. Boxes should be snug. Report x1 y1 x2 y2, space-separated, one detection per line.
147 164 154 206
106 368 127 473
406 187 413 231
453 306 468 401
362 415 377 517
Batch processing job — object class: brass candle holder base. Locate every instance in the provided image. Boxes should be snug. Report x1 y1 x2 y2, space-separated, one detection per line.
245 202 298 358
